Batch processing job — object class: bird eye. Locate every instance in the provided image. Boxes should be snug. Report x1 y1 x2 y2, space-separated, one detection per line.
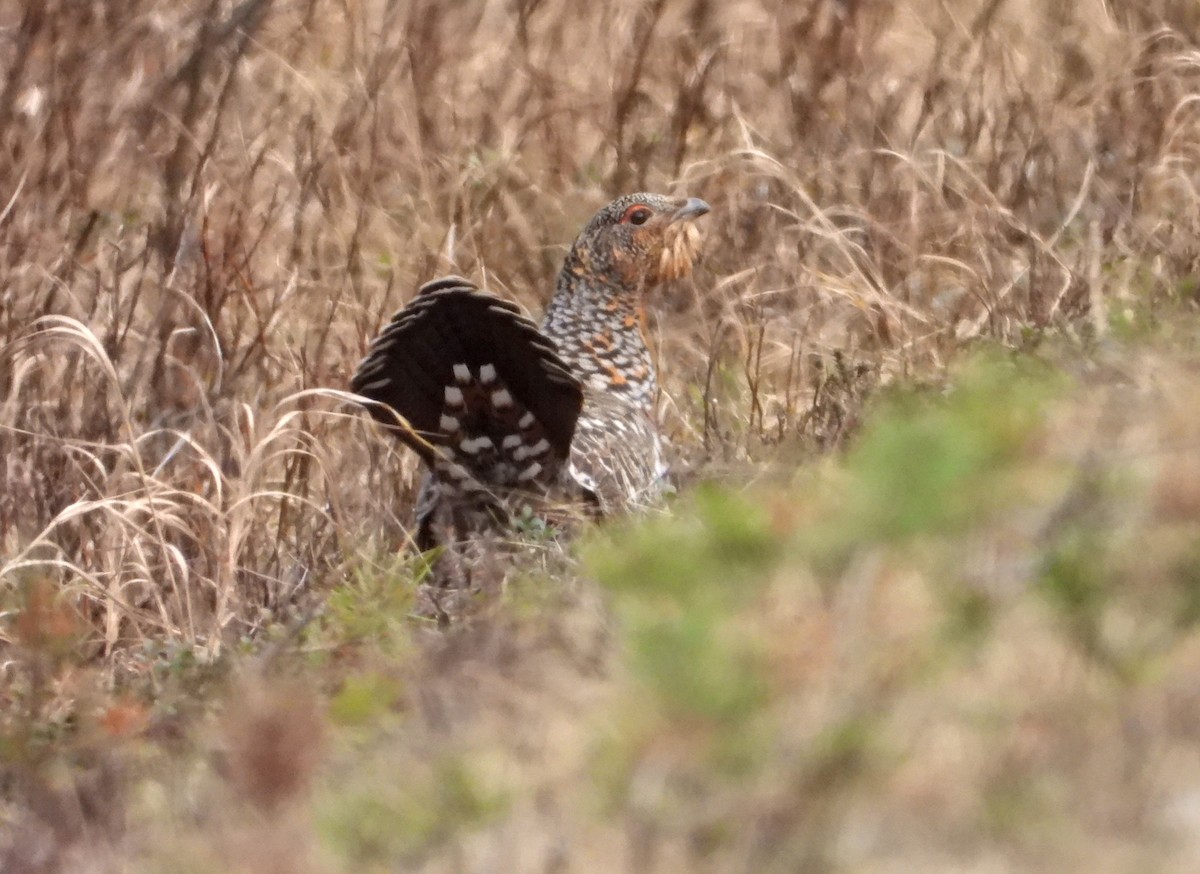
621 205 653 225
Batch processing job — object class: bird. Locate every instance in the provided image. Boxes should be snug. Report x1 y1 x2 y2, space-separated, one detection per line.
351 192 710 554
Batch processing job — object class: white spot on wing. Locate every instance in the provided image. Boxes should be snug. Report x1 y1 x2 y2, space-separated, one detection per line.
453 363 471 383
458 435 494 454
439 414 460 432
517 461 543 482
490 388 513 408
444 386 464 406
515 439 551 461
479 363 497 384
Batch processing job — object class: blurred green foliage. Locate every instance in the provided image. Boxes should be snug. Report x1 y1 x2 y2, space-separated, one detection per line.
329 671 404 727
843 353 1058 534
312 547 423 657
581 350 1071 835
318 752 508 866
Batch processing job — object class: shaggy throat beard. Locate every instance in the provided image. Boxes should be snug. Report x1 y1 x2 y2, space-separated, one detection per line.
656 221 703 283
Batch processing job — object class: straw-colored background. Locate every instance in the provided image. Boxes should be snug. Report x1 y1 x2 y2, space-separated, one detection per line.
3 1 1200 870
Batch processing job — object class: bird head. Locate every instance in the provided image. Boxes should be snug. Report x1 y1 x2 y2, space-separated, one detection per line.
565 193 710 291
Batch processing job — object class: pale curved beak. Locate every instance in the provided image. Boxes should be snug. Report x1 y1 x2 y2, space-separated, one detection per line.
671 197 710 223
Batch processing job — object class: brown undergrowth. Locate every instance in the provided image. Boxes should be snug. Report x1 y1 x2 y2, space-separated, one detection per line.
2 0 1200 871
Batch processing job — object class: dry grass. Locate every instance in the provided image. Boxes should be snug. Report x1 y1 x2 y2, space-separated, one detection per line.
2 0 1200 871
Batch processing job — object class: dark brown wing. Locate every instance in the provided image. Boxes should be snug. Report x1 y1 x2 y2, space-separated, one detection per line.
350 277 584 490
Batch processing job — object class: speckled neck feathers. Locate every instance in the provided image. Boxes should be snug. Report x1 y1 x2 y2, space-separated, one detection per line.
542 265 657 414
